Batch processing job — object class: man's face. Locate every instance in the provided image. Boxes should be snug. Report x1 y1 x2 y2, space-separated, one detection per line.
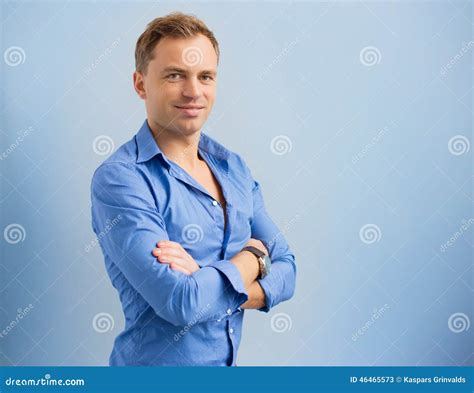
134 34 218 137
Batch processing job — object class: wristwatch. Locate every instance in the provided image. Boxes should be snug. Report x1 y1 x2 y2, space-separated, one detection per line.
241 246 271 279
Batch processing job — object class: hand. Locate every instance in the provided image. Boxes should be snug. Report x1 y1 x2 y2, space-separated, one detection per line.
152 240 200 275
245 238 269 256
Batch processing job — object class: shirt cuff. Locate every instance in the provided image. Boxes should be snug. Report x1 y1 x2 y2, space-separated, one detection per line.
207 259 249 308
257 277 273 312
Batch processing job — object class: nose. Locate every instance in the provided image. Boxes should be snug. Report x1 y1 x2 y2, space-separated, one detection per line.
182 77 202 100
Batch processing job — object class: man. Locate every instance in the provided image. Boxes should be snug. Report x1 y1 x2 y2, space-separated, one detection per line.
91 12 296 366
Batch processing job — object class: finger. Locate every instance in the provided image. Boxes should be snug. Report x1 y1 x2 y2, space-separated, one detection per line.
169 263 191 275
153 246 187 261
157 254 186 266
157 247 184 258
157 240 181 249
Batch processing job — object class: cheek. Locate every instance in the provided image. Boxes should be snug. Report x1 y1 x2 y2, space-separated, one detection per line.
205 85 216 97
152 88 175 111
204 88 216 107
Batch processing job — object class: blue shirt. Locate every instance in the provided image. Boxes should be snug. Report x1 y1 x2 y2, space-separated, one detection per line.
90 120 296 366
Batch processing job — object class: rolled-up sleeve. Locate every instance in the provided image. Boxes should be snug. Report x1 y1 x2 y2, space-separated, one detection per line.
91 162 248 327
246 172 297 312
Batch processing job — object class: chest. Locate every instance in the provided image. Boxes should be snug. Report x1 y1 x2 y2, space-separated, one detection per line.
188 161 226 208
148 158 254 264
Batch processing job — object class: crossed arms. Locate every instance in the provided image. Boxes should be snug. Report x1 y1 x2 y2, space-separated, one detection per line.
151 238 268 309
91 162 296 327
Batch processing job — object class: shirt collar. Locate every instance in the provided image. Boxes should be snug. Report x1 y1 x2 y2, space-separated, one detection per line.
135 119 165 164
198 133 229 161
135 119 229 164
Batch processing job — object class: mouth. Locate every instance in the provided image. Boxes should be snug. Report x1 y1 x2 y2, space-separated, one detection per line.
174 105 205 117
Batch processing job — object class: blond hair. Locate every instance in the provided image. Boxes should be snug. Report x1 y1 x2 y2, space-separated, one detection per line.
135 12 220 74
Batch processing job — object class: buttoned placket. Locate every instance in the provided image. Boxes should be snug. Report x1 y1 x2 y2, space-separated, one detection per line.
167 149 233 257
165 150 241 362
226 309 244 366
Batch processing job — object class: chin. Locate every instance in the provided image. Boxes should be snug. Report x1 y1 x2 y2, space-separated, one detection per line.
176 120 205 135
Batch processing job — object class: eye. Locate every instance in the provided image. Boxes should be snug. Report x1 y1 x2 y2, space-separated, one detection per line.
167 73 182 80
201 75 214 81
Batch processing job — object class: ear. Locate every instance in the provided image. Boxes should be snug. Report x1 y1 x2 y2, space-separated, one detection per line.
133 71 146 100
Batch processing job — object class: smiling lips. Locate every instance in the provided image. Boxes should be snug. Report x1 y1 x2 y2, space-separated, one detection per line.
174 105 205 117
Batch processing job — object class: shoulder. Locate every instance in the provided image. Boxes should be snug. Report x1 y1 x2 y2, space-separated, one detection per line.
97 135 138 167
91 137 141 190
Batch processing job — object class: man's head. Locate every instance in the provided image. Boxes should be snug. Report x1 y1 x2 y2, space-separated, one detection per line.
133 12 219 137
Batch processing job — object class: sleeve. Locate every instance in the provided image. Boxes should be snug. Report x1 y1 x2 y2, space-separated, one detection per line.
244 166 297 312
91 162 248 327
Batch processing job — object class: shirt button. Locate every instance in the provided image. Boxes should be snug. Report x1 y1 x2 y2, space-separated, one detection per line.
229 328 234 334
212 200 218 206
226 308 232 315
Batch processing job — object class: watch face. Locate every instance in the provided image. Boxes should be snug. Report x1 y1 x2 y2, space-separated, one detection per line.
263 255 271 274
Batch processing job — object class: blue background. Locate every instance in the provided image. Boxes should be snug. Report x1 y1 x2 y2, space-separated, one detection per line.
0 0 472 366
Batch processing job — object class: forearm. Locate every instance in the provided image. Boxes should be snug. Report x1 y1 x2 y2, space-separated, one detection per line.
230 250 260 288
229 239 269 309
240 280 266 309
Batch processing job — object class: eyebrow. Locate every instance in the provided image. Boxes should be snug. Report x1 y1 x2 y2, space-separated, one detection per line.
161 66 216 76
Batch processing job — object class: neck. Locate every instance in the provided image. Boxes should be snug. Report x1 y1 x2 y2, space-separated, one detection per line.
147 119 202 170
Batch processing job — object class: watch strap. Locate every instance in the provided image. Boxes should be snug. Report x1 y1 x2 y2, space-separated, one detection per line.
241 246 265 259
